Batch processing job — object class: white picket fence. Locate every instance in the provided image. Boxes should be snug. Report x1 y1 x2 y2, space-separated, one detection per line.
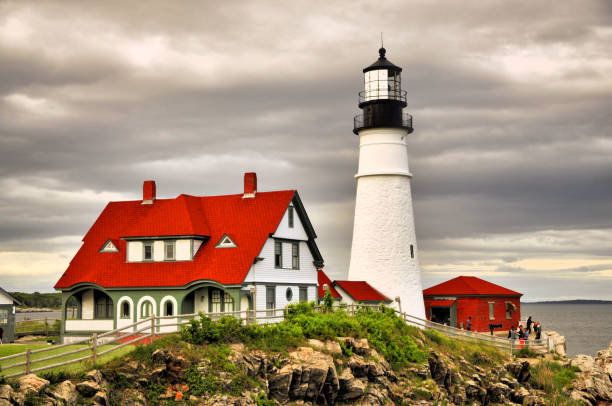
0 304 553 379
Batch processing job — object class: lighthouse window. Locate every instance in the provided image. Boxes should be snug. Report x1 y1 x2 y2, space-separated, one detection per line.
410 245 414 259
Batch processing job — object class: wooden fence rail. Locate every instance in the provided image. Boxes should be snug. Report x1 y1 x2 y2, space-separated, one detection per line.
0 303 553 379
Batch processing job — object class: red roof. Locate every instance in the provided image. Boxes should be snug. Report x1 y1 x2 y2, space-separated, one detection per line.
55 190 297 289
423 276 522 297
333 280 390 302
428 300 456 307
317 270 341 299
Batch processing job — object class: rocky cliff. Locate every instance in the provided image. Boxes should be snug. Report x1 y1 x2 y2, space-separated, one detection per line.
0 336 595 405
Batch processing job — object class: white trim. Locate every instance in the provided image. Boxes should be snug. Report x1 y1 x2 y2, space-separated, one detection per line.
215 234 237 248
137 295 157 320
116 296 134 320
160 295 178 316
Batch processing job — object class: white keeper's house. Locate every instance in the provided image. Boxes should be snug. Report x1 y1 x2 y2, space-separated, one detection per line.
54 173 324 342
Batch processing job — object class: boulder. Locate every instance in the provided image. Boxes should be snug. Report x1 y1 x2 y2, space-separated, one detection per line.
18 374 50 395
544 330 567 357
338 368 365 400
48 380 78 405
93 390 109 406
268 364 293 403
464 380 487 404
85 369 104 383
76 380 100 397
308 339 342 355
428 352 451 388
505 360 531 383
0 385 12 400
487 382 511 403
0 399 11 406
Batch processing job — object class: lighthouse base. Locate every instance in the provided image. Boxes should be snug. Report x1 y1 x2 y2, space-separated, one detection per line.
347 174 426 319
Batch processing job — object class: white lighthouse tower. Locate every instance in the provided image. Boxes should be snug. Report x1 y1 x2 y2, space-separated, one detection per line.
347 47 426 319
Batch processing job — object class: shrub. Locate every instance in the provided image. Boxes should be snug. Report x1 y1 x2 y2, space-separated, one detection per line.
514 347 539 358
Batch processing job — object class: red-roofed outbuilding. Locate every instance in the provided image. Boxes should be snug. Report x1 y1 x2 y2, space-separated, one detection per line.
317 270 341 300
423 276 522 332
332 280 391 304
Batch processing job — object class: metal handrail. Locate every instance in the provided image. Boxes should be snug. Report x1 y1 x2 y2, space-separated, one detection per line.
354 112 413 132
359 89 407 104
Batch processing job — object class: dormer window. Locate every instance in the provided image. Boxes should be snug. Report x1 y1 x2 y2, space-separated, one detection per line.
288 206 294 228
164 241 175 260
215 234 237 248
143 242 153 261
100 239 118 253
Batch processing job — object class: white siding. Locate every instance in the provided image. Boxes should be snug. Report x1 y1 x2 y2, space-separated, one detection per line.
82 289 94 320
0 291 12 304
334 285 356 305
153 241 164 261
307 286 316 302
127 241 143 262
243 238 317 285
176 239 191 261
65 319 113 332
272 205 308 240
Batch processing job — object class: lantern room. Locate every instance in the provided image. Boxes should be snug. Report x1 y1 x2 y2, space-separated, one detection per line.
354 47 413 134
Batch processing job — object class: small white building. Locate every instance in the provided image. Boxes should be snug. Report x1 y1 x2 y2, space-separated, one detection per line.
54 173 324 342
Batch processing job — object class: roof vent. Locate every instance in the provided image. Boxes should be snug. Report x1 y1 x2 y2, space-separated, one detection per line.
243 172 257 198
143 180 156 204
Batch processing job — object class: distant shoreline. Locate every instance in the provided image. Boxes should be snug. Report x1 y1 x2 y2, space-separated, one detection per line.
522 299 612 304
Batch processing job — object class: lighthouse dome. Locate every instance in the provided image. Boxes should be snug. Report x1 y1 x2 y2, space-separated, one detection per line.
363 47 402 73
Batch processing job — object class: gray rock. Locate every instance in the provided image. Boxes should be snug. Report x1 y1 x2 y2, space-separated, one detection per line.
93 390 109 406
49 380 78 405
0 399 11 406
487 382 511 403
268 364 293 403
18 374 50 395
76 380 100 397
464 380 487 404
505 360 531 383
85 369 104 383
428 352 451 388
338 368 364 400
0 385 12 400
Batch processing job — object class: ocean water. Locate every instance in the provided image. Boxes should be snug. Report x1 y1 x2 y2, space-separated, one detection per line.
522 303 612 357
16 311 61 322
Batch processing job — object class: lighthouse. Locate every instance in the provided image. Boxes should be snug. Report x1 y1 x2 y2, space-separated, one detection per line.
347 47 426 319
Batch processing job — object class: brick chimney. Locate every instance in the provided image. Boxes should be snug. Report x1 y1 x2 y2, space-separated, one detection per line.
243 172 257 198
142 180 156 204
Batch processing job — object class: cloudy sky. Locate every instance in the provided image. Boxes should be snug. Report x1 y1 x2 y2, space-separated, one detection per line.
1 1 611 301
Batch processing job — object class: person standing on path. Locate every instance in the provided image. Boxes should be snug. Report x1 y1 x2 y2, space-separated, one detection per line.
526 316 533 334
466 316 472 331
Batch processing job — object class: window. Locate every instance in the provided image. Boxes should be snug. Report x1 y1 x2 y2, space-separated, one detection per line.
488 302 495 320
410 244 414 259
288 206 294 228
266 286 276 316
286 288 293 302
164 241 175 261
143 242 153 261
94 292 113 319
120 302 130 318
299 286 308 302
215 234 237 248
224 292 234 312
141 301 153 318
292 242 299 269
274 241 282 268
0 309 8 324
211 289 222 313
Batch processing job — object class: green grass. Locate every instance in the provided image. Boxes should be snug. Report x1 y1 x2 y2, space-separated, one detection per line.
0 343 133 377
530 360 583 405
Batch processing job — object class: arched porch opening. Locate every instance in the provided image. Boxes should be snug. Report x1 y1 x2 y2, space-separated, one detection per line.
63 287 115 333
180 284 240 318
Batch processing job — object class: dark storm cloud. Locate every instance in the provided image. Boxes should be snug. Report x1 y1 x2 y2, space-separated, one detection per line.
1 0 611 297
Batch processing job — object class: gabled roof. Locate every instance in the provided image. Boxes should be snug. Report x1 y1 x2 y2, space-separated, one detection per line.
333 280 391 303
423 276 522 297
0 287 22 305
55 189 322 289
317 270 341 299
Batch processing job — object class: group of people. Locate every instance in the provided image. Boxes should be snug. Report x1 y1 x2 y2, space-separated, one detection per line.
508 316 542 340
